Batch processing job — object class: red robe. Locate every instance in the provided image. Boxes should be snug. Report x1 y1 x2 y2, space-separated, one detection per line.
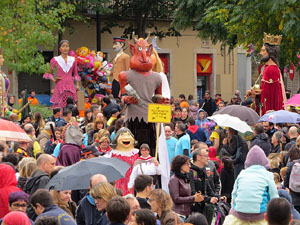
105 148 139 195
261 65 284 115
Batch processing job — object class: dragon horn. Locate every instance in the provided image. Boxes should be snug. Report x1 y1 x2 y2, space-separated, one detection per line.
132 31 138 43
145 31 150 41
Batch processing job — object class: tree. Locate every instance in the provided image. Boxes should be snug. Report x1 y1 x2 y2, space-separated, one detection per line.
102 0 180 39
172 0 300 68
0 0 76 74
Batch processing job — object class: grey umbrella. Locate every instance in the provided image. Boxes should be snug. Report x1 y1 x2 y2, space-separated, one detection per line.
213 105 259 125
46 157 130 191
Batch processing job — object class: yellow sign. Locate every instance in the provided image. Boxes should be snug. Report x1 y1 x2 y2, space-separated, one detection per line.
148 103 171 123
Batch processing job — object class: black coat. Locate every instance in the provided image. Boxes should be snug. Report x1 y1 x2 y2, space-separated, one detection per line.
251 133 272 156
103 102 121 120
198 98 217 116
220 167 234 202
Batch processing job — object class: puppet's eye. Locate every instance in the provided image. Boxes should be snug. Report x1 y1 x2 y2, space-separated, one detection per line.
145 47 148 51
138 46 142 51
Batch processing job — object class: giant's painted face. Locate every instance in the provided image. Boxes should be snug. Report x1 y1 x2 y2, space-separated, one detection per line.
116 131 135 151
129 38 153 72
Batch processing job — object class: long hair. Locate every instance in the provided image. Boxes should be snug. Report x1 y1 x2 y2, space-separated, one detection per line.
151 49 164 73
264 43 280 65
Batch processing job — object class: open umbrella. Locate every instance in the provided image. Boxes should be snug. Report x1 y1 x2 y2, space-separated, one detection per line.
213 105 259 125
0 119 31 142
259 110 300 124
208 114 253 133
46 157 130 191
284 94 300 107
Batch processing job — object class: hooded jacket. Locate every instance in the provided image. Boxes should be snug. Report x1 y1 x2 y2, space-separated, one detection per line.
0 164 21 218
186 125 207 143
232 145 278 215
278 189 300 220
208 147 222 174
24 169 50 195
250 133 272 156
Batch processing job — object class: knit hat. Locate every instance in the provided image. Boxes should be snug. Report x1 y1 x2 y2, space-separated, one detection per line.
244 145 269 169
3 212 31 225
9 191 29 205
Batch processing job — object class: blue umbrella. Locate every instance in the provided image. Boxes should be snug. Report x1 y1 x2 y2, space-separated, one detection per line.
259 110 300 124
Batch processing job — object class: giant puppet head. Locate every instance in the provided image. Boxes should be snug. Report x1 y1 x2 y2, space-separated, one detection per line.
129 35 153 72
111 127 137 152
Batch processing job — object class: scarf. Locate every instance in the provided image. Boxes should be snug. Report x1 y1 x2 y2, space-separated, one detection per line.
175 172 190 183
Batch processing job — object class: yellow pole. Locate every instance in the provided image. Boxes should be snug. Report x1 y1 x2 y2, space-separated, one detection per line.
155 123 161 159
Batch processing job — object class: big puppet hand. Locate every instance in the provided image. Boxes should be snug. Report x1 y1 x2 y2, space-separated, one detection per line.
123 96 138 105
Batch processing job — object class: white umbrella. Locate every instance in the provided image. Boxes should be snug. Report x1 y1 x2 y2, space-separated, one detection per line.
208 114 253 133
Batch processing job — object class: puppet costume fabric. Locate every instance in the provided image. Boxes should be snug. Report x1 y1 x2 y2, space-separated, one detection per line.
261 65 284 115
105 148 139 195
43 56 80 109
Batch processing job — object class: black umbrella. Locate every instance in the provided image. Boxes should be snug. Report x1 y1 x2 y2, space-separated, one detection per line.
213 105 259 125
46 157 130 191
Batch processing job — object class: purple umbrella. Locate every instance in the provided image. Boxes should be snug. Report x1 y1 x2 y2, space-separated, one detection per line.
284 94 300 107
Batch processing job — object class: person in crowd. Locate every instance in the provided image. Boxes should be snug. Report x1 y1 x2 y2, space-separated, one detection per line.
2 154 19 172
88 118 106 145
17 161 37 191
179 94 190 108
65 97 79 118
91 105 100 120
28 90 39 105
90 182 117 225
251 124 272 157
168 155 204 219
30 189 76 225
34 216 59 225
1 211 31 225
24 123 42 158
107 108 120 127
265 197 292 225
123 194 140 224
285 126 299 151
278 189 300 220
132 175 153 209
189 149 219 224
271 131 283 153
0 164 21 218
217 101 225 111
80 109 93 131
189 101 199 120
223 145 278 225
13 140 30 158
174 121 191 157
7 191 29 215
148 189 183 225
110 118 124 141
209 126 226 156
220 156 234 204
215 93 223 105
165 124 177 164
81 145 101 159
222 127 248 179
37 121 55 153
56 108 72 128
96 136 111 155
208 146 222 174
7 95 15 110
180 107 190 124
198 90 217 116
50 189 77 218
102 96 122 120
229 95 239 105
185 213 208 225
171 106 182 125
48 108 62 127
195 109 215 145
106 196 131 225
234 90 242 104
131 209 157 225
75 174 108 225
21 115 32 127
128 144 161 191
186 117 207 143
45 127 62 155
33 112 45 137
268 154 281 175
263 121 276 140
288 145 300 163
273 172 283 189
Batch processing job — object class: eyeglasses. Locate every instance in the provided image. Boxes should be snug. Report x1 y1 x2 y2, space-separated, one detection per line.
200 155 209 158
12 203 27 208
94 197 103 202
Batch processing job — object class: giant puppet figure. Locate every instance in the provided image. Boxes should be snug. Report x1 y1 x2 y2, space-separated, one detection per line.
111 37 130 99
119 35 168 156
260 33 286 115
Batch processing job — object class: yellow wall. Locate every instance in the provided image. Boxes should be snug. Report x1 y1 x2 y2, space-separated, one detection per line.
60 20 238 102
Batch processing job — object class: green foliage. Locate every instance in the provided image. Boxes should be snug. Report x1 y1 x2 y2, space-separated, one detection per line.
0 0 76 74
172 0 300 68
102 0 180 39
30 105 53 119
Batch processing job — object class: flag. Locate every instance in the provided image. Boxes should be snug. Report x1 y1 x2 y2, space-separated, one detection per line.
158 123 170 193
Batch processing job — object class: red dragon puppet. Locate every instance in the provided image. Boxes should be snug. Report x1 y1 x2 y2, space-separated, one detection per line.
119 35 169 156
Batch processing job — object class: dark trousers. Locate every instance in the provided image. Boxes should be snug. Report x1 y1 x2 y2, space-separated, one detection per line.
112 80 120 99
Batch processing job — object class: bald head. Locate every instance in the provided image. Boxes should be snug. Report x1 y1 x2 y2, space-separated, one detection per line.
90 174 108 188
36 154 56 174
24 123 34 135
289 126 298 139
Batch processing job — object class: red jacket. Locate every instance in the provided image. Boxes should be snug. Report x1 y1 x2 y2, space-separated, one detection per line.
0 164 21 217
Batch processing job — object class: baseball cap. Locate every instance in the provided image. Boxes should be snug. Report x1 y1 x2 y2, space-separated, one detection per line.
82 145 101 156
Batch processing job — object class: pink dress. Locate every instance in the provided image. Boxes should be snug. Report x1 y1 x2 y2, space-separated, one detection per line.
43 55 81 109
105 148 139 195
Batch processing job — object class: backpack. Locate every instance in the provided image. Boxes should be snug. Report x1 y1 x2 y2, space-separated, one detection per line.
289 161 300 192
214 201 231 225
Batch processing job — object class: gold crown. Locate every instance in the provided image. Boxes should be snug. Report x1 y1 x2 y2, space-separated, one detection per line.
263 32 282 46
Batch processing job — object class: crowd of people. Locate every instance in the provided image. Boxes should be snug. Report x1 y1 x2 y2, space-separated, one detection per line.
0 89 300 225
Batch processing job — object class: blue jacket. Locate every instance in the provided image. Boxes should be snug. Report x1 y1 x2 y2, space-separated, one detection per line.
76 194 102 225
37 204 76 225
